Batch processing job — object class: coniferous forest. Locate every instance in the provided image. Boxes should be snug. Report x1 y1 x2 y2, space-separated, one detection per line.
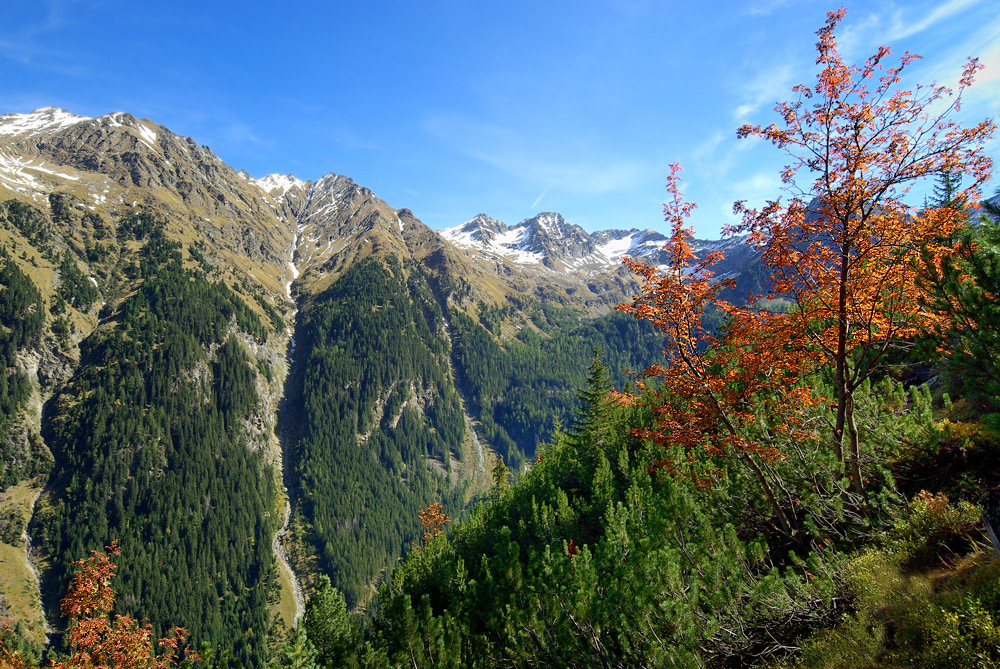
30 232 277 665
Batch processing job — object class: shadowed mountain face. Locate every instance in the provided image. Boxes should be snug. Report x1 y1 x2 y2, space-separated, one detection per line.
0 106 763 659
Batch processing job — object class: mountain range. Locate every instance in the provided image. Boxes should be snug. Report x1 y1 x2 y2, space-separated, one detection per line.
0 106 762 663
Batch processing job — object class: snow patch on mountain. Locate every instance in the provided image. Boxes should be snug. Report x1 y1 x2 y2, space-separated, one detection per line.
0 107 91 138
594 232 640 261
135 122 158 149
442 215 547 264
442 212 753 278
0 150 83 196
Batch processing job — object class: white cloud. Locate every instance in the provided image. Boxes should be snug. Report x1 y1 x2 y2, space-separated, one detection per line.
531 187 550 210
732 171 784 207
839 0 985 59
882 0 980 43
739 0 799 17
692 130 726 162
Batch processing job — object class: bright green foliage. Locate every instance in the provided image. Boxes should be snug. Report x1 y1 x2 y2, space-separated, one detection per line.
271 627 320 669
785 494 1000 668
360 374 854 666
921 207 1000 416
32 232 276 665
287 258 467 608
303 576 354 668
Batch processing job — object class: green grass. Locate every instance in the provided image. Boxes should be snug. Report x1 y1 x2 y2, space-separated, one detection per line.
0 482 47 647
272 553 299 629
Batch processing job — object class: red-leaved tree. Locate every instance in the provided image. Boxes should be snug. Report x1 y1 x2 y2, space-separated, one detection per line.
619 8 994 530
730 8 994 491
618 164 818 532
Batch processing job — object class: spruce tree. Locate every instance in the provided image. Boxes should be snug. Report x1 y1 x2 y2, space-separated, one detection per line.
303 576 354 668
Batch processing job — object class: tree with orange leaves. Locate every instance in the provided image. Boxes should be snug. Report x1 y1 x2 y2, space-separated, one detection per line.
620 9 993 529
619 164 817 532
417 502 450 547
729 8 994 492
0 542 191 669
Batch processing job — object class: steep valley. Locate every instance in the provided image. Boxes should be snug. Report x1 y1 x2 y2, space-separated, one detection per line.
0 107 763 663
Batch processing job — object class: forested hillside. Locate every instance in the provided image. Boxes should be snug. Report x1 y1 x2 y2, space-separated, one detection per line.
284 256 670 609
285 257 470 608
266 13 1000 667
0 246 45 488
30 230 278 665
449 303 666 469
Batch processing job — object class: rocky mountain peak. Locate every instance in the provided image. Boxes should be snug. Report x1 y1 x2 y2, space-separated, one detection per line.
444 214 509 246
254 173 307 195
515 212 594 265
0 107 91 140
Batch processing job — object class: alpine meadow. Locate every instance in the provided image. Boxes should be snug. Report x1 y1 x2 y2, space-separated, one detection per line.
1 6 999 668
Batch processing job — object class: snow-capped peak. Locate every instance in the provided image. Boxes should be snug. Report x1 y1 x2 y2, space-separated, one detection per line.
441 214 508 246
254 173 306 197
0 107 91 138
593 228 668 262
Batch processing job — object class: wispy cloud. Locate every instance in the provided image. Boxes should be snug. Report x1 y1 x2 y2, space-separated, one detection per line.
0 0 109 75
421 114 647 196
881 0 980 43
732 63 796 123
739 0 799 17
692 130 727 162
839 0 984 58
531 187 550 210
731 171 785 207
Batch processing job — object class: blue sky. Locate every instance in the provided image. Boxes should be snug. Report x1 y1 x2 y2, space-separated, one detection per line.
2 0 999 237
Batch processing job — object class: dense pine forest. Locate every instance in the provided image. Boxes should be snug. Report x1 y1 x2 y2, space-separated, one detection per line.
285 257 469 608
284 256 669 609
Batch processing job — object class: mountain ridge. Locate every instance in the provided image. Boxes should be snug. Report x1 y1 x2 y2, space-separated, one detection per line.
2 107 757 312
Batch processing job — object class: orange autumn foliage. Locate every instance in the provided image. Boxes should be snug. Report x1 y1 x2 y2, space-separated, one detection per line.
730 7 994 491
619 165 817 464
618 165 813 530
619 9 993 524
418 502 450 547
1 543 192 669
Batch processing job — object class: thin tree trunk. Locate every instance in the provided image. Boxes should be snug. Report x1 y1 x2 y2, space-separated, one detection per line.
833 236 850 474
833 363 846 466
845 389 863 493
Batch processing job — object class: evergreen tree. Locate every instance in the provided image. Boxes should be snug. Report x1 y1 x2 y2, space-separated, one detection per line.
567 349 615 443
270 627 319 669
921 207 1000 413
302 576 354 668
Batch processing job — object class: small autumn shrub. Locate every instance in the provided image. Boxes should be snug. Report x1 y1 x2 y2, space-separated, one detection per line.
894 490 981 568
